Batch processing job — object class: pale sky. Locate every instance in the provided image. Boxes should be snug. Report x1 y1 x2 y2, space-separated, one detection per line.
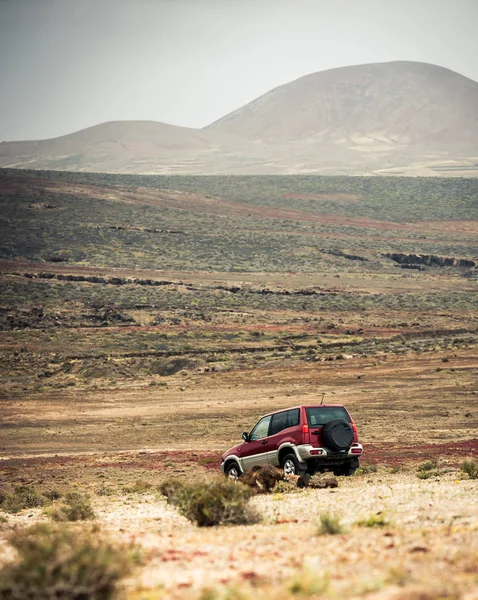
1 0 477 141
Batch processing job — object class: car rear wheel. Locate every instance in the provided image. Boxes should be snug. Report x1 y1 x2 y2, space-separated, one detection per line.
281 454 301 476
333 462 357 476
225 462 241 480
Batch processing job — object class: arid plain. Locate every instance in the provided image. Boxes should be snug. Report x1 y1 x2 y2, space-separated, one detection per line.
0 169 477 599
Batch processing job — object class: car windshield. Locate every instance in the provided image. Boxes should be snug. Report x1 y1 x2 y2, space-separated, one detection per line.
306 406 350 426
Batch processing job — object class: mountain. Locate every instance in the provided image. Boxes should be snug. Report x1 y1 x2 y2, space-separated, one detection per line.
0 120 263 174
1 61 478 176
207 61 478 145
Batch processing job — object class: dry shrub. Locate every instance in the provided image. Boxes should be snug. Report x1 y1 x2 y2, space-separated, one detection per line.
151 357 198 376
198 585 251 600
159 479 184 500
49 492 96 522
356 465 378 475
0 485 45 514
0 523 139 600
288 568 330 595
42 489 62 501
122 480 153 494
161 477 260 527
460 459 478 479
316 512 344 535
356 511 390 528
416 459 440 480
96 485 116 497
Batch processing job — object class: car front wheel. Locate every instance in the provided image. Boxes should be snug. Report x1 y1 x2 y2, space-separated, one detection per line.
225 462 241 480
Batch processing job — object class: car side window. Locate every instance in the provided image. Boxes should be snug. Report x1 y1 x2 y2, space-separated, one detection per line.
270 411 288 436
287 408 300 427
270 408 300 436
249 415 272 440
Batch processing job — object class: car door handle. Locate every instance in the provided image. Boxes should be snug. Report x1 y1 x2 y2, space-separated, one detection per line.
261 440 267 445
311 430 321 435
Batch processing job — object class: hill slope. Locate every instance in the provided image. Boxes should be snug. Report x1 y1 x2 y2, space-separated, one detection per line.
207 61 478 146
1 61 478 175
0 120 263 174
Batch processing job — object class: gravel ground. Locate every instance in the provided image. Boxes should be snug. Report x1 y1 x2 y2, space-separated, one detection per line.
2 471 476 599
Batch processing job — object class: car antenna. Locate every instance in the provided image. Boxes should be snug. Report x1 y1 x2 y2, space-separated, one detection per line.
320 393 325 405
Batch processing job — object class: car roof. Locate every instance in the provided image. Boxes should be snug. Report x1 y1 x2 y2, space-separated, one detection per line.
259 404 347 418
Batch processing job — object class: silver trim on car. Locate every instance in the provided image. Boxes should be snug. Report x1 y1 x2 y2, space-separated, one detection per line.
221 442 363 474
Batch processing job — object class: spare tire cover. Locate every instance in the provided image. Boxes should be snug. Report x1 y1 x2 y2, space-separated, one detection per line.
322 419 354 451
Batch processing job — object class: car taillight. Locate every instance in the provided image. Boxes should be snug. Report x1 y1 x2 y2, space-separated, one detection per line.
302 423 309 434
351 447 362 454
351 422 358 441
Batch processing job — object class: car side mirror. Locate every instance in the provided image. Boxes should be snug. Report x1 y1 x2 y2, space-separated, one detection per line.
242 431 250 442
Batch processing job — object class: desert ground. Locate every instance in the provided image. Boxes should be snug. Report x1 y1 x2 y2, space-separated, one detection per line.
1 349 477 599
0 169 477 599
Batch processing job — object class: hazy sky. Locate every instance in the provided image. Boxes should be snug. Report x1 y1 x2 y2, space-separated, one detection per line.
1 0 477 141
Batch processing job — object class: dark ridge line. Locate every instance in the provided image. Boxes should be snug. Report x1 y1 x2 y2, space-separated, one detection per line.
389 328 478 342
91 225 187 235
40 344 314 361
317 328 478 350
383 252 477 269
12 271 342 297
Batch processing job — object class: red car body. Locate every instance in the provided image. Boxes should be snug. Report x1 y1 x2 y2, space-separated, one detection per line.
221 404 363 478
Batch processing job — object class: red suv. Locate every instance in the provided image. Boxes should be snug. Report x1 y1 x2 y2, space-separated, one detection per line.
221 404 362 479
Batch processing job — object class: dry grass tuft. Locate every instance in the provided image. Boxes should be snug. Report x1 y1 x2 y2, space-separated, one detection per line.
356 511 390 528
0 485 45 514
460 459 478 479
161 477 260 527
47 492 96 522
0 523 140 600
316 512 344 535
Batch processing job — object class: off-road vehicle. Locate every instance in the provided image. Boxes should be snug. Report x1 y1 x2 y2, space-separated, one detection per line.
221 404 362 478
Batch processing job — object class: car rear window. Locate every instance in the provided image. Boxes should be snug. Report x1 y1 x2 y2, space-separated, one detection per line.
306 406 351 426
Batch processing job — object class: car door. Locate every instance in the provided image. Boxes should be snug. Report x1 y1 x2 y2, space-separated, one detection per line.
241 415 271 471
267 408 301 466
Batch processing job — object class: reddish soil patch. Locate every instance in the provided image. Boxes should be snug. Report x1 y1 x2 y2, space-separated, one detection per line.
363 439 478 467
1 441 476 475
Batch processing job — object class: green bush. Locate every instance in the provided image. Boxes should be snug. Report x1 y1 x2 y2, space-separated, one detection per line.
1 485 45 514
356 512 390 528
49 492 96 522
42 490 62 501
356 464 378 475
0 523 138 599
96 485 116 497
159 479 185 500
122 480 153 494
316 512 344 535
461 459 478 480
417 470 437 480
288 569 330 596
416 459 440 480
161 477 259 527
417 459 439 472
